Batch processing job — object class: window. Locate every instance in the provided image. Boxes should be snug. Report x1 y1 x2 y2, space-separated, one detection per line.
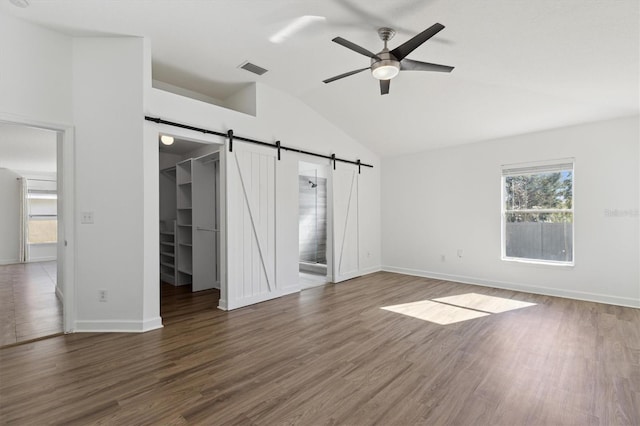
26 180 57 244
502 160 574 265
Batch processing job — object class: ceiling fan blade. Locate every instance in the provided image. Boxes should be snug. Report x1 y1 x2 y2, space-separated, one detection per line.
323 67 370 84
380 79 390 95
400 58 454 73
332 37 381 60
390 23 445 61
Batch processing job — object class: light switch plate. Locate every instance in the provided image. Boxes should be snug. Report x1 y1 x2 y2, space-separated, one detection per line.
81 211 94 224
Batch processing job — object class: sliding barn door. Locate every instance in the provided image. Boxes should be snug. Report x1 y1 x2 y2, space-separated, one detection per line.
225 144 298 310
332 167 360 282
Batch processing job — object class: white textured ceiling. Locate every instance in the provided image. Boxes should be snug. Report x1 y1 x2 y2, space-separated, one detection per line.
0 123 57 174
3 0 638 156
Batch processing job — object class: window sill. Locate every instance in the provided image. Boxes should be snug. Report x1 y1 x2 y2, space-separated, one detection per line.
501 257 574 268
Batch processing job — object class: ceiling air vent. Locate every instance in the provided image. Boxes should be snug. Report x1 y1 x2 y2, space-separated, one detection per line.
238 61 268 76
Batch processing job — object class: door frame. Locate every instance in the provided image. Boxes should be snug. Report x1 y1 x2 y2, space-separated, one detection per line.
151 123 226 315
0 113 76 333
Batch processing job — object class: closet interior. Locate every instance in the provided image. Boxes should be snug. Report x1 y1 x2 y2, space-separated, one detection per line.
159 140 220 292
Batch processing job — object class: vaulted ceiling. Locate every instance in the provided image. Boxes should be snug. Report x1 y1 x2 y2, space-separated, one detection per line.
2 0 638 156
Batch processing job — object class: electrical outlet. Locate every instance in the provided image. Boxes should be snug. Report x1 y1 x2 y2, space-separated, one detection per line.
457 249 463 258
99 289 107 302
441 254 446 262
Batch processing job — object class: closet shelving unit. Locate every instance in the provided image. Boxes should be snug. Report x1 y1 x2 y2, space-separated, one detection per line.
176 159 194 285
159 166 178 285
191 152 219 291
159 151 219 291
159 219 177 285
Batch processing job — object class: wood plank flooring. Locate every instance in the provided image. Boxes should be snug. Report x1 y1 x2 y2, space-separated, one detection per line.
1 272 639 425
0 261 62 347
299 271 328 289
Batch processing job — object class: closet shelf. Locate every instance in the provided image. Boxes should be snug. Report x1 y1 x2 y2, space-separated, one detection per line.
160 166 176 177
178 267 193 275
179 242 193 247
159 220 177 285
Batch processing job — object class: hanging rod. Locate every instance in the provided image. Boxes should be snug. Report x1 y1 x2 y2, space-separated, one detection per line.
145 116 373 172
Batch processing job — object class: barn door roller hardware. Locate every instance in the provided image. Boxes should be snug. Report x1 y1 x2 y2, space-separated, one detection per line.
145 116 373 172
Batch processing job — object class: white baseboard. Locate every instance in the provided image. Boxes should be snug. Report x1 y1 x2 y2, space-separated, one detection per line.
334 270 362 283
360 265 382 275
0 258 55 265
333 266 382 283
74 317 164 333
28 256 56 262
217 299 228 311
381 265 640 309
226 287 299 311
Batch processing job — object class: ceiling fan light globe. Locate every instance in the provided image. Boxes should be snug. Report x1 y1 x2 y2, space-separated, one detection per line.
371 60 400 80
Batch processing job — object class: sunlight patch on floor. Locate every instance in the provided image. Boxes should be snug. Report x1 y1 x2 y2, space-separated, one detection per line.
381 293 536 325
382 299 490 325
433 293 537 314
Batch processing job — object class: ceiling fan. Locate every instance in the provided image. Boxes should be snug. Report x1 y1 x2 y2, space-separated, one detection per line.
323 23 454 95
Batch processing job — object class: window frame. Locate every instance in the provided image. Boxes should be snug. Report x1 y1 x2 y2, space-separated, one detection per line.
500 159 575 267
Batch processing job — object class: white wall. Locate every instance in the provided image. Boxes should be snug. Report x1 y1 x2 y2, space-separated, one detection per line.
73 37 161 332
0 169 21 264
159 152 183 171
382 116 640 307
0 13 72 125
29 244 56 262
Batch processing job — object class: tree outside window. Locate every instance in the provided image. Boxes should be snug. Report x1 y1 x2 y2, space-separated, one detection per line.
502 162 574 264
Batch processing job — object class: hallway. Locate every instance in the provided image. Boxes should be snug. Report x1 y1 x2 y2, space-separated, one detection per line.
0 261 62 347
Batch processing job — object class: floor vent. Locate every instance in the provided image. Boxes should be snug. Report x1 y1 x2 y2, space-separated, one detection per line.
238 61 268 76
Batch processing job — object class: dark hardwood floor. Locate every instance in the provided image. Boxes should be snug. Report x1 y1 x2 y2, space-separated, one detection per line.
1 272 638 425
0 261 63 348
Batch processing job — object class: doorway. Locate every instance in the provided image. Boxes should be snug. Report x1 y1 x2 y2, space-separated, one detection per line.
158 134 222 320
298 161 329 289
0 122 66 347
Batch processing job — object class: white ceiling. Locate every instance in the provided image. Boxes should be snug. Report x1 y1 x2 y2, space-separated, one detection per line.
3 0 638 157
0 123 57 174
